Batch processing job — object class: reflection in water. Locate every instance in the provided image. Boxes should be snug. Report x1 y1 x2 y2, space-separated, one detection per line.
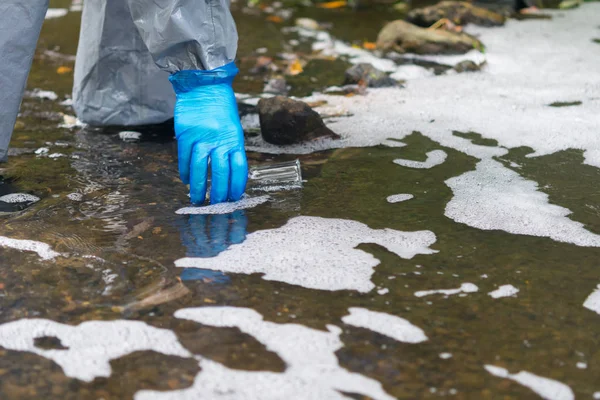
176 210 248 283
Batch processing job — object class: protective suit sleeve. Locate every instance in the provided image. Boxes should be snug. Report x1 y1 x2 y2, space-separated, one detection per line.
125 0 238 73
0 0 49 162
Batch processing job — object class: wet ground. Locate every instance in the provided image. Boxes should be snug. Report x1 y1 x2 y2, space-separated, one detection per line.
1 0 600 399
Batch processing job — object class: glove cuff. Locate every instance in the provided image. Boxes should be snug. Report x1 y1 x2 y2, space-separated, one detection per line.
169 62 239 94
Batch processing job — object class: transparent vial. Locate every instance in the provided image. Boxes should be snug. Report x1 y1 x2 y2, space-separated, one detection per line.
248 159 303 192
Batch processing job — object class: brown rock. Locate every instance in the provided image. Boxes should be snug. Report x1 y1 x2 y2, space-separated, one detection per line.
454 60 482 73
407 1 506 27
376 20 484 55
258 96 340 145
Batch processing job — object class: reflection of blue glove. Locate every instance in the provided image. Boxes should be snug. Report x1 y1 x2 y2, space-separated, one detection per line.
177 210 248 283
170 62 248 205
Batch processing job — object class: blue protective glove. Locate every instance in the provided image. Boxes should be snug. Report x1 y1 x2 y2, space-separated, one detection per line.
169 62 248 205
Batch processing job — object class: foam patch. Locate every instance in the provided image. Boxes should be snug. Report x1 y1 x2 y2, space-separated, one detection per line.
136 307 395 400
394 150 448 169
0 319 191 382
176 195 270 215
386 194 414 203
0 237 60 260
0 193 40 204
583 284 600 315
485 365 574 400
342 308 428 343
415 283 478 298
445 159 600 247
488 285 519 299
45 8 68 19
175 216 437 292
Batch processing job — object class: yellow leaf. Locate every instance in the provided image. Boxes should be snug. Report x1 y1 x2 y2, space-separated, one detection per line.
287 59 304 76
317 0 347 8
57 66 73 74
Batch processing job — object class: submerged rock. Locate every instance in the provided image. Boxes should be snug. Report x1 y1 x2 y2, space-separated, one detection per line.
258 96 340 145
407 1 506 28
454 60 481 73
344 64 398 88
376 20 483 54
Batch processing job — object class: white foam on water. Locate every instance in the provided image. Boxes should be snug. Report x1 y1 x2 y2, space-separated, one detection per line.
439 353 452 359
29 89 58 100
381 139 407 148
594 392 600 399
341 307 428 343
136 307 394 400
0 319 191 382
0 193 40 204
246 5 600 169
175 216 437 292
488 284 519 299
390 65 435 81
394 150 448 169
484 365 574 400
49 153 66 159
45 8 68 19
176 195 270 215
415 283 478 298
67 193 83 201
0 237 60 260
387 194 414 203
576 362 587 369
445 159 600 247
119 131 142 142
583 284 600 315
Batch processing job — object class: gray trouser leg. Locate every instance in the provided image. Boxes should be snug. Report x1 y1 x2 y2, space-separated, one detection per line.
73 0 175 126
0 0 49 161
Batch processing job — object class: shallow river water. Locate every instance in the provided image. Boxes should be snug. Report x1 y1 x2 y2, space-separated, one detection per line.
1 0 599 399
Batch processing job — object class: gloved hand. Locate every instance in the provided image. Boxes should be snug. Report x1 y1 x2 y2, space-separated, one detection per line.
169 62 248 205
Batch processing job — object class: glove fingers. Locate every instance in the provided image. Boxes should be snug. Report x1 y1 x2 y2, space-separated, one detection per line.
229 149 248 202
190 143 210 204
210 149 231 204
177 136 194 185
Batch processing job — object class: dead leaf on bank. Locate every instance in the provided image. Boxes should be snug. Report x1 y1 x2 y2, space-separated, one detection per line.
317 0 347 8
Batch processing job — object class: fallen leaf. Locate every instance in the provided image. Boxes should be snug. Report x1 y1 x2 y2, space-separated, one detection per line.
286 59 304 76
152 227 162 235
267 15 283 23
204 298 216 304
317 0 347 8
57 66 73 74
363 42 377 50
